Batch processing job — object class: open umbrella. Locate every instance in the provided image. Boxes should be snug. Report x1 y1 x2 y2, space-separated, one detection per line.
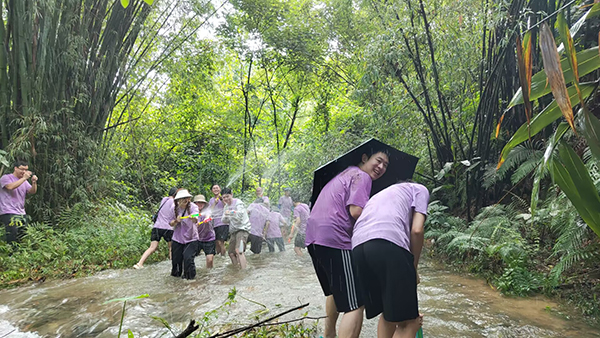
309 138 419 207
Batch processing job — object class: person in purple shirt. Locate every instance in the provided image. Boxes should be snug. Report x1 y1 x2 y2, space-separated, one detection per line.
278 188 293 237
133 187 177 269
305 149 389 338
247 202 270 254
193 194 215 269
208 184 228 257
352 182 429 338
169 189 199 279
265 207 287 252
0 160 38 243
288 200 309 256
254 186 270 207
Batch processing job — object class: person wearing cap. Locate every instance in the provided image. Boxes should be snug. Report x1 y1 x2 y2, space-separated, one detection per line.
254 186 270 208
133 187 177 269
170 189 199 279
193 194 215 269
265 206 287 252
220 187 251 269
0 160 38 243
247 202 270 254
288 199 310 256
208 184 228 257
278 188 293 237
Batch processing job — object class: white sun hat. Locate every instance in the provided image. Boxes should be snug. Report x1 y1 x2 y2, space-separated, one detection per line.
174 189 193 200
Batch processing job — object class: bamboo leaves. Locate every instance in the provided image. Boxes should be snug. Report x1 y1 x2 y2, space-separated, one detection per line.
516 32 533 127
539 23 575 132
121 0 154 8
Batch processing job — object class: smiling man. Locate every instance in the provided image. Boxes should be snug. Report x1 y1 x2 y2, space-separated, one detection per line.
0 160 38 243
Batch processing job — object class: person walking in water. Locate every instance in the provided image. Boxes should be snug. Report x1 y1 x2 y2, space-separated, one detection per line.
208 184 228 257
170 189 199 279
265 207 286 252
194 194 215 269
352 182 429 338
221 188 251 269
288 200 309 256
278 188 293 236
254 186 269 207
0 160 38 243
247 202 270 254
305 149 389 338
134 187 177 269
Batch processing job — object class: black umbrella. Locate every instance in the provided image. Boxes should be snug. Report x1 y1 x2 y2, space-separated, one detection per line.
309 138 419 207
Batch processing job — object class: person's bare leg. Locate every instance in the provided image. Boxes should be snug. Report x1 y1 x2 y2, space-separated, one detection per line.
391 315 423 338
324 295 339 338
238 252 247 269
377 315 397 338
229 252 239 266
168 241 172 260
216 240 225 256
294 247 303 256
338 306 364 338
206 254 214 268
136 241 159 267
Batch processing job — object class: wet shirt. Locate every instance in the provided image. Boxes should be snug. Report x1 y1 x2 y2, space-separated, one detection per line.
305 166 372 250
208 196 226 228
352 183 430 253
248 203 270 237
222 198 251 233
172 203 200 244
266 211 284 238
0 174 31 215
278 196 293 219
294 203 310 235
197 214 216 242
153 197 175 230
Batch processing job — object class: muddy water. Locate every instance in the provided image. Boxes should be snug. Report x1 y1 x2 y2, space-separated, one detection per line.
0 246 598 337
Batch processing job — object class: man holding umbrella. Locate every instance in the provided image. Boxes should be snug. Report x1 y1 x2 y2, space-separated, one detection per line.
305 138 418 338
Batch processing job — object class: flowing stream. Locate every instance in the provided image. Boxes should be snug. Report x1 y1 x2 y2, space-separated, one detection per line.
0 246 598 337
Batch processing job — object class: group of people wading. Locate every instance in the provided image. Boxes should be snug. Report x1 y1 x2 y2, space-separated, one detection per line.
133 146 429 338
133 185 310 277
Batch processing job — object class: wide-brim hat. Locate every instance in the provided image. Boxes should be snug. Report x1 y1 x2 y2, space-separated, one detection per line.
174 189 193 200
193 194 208 204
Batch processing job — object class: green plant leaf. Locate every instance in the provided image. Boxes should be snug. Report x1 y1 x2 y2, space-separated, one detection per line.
128 329 134 338
498 83 595 168
583 111 600 161
143 0 155 5
558 2 600 54
103 294 149 304
150 316 173 331
120 0 129 8
507 47 599 108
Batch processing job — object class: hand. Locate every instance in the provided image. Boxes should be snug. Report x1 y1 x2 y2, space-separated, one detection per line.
23 171 32 180
31 175 38 183
176 216 182 222
415 268 420 285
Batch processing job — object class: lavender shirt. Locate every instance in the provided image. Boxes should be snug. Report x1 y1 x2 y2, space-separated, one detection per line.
248 203 270 237
305 166 372 250
154 197 175 230
0 174 32 215
266 211 284 238
172 203 200 244
278 196 293 219
352 183 430 253
293 203 310 235
197 214 216 242
208 197 226 228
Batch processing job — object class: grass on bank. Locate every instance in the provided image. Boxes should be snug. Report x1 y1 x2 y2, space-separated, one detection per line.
0 200 168 287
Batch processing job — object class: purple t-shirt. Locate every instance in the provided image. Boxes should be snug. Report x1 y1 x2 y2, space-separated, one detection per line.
305 166 372 250
172 203 200 244
352 183 430 253
0 174 32 215
266 211 284 238
293 203 310 235
248 203 270 237
278 196 293 219
208 196 226 227
197 214 216 242
154 197 175 230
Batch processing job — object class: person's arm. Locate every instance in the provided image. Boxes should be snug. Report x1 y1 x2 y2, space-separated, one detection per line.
263 220 270 238
170 216 182 228
4 171 31 190
410 211 427 284
27 175 38 194
288 216 300 240
348 205 363 220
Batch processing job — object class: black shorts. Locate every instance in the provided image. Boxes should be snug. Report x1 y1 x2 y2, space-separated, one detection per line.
352 239 419 322
307 244 363 313
294 233 306 248
214 225 230 241
247 234 263 254
0 214 27 243
151 228 173 242
197 240 216 256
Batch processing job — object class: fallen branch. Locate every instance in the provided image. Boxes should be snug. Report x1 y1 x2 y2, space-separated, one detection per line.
175 320 200 338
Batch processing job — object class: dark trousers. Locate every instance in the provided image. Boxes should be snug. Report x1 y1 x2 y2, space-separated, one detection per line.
171 240 198 279
266 237 285 252
0 214 27 243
